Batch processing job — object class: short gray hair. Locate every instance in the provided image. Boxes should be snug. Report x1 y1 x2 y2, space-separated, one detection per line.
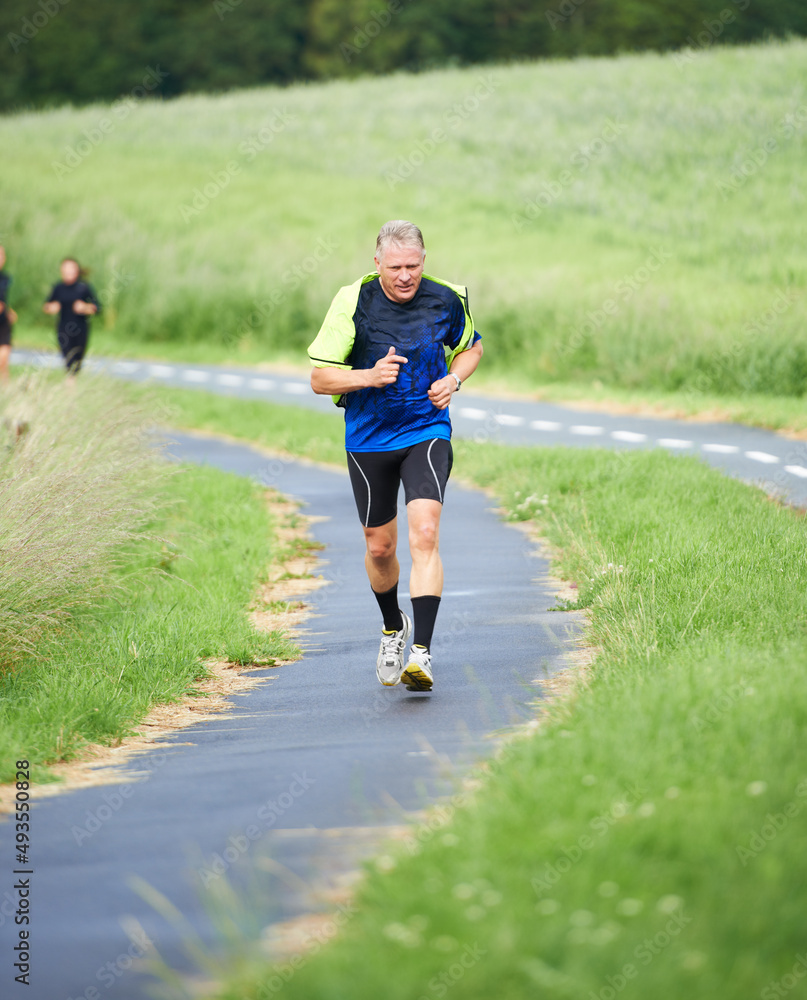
376 220 425 261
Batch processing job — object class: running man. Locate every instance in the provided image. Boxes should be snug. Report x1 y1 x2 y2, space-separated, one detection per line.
0 246 18 385
308 220 483 691
43 258 100 375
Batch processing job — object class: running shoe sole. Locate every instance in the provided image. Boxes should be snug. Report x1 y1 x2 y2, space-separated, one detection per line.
401 663 433 692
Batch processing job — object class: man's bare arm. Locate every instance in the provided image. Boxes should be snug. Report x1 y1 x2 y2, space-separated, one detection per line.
427 339 484 410
311 346 409 395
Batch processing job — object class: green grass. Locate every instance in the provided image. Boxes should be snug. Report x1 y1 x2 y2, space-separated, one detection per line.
121 390 807 1000
3 39 807 410
0 459 297 785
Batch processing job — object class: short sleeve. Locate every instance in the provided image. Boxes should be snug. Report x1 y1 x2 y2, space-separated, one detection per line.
308 279 363 369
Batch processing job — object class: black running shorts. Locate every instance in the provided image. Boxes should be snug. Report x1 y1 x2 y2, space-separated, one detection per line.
347 438 453 528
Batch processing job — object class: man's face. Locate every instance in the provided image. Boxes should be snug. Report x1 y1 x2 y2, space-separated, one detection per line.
0 247 6 269
374 243 425 304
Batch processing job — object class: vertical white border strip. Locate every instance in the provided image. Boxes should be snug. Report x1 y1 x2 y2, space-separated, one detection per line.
348 452 373 527
426 439 443 504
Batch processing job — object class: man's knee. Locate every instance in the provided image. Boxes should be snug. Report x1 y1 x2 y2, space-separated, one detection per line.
365 528 396 561
409 520 439 555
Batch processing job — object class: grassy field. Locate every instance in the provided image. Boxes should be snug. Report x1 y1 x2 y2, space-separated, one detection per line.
122 389 807 1000
0 378 296 783
3 39 806 410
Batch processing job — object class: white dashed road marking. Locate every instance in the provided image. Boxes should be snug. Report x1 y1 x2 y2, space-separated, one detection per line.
702 443 740 454
217 373 245 387
19 349 801 493
611 430 647 443
657 438 693 449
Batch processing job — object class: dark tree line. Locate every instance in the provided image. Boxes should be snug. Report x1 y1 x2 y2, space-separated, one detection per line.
2 0 805 111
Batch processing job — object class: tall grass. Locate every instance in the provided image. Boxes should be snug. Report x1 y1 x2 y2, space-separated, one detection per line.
0 392 296 781
0 372 166 666
2 40 806 397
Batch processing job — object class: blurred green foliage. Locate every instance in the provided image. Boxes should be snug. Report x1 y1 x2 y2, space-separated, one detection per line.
2 0 805 112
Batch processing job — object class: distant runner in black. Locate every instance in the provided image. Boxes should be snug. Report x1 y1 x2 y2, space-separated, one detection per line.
43 258 100 375
0 245 18 385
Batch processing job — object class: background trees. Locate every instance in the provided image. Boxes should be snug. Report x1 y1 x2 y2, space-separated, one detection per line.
2 0 805 112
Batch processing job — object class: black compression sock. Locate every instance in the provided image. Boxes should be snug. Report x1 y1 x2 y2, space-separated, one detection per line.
373 583 404 632
411 595 441 651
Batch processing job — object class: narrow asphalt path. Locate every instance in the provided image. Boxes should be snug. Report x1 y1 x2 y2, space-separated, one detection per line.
15 349 807 507
1 433 578 1000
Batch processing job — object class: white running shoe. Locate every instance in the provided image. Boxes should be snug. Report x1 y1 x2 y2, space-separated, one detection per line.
401 645 433 692
376 611 412 686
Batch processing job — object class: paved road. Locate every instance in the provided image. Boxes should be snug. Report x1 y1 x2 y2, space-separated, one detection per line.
1 433 577 1000
15 349 807 506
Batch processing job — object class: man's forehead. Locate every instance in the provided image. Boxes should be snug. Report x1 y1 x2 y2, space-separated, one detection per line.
379 243 425 265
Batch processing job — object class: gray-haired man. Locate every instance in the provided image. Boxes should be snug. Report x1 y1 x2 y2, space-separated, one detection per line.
308 221 483 691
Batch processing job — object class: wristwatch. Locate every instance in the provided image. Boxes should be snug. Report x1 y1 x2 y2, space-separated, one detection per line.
449 372 462 392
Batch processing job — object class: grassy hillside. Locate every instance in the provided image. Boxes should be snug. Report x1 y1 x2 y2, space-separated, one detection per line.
2 39 806 400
